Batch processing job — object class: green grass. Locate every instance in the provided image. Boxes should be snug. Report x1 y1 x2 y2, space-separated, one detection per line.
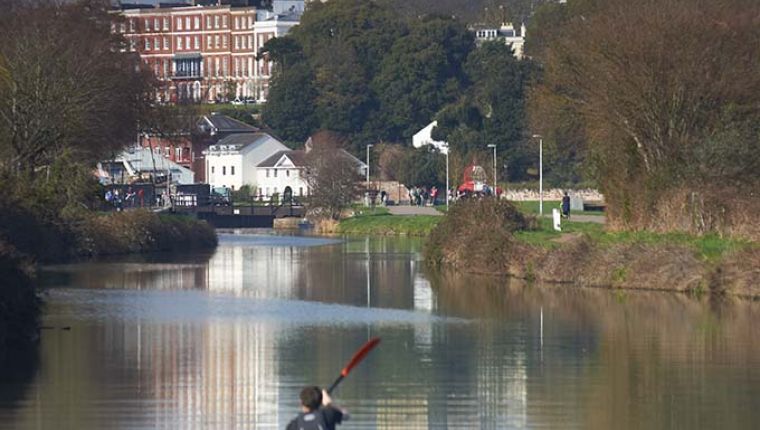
513 200 604 216
338 212 440 236
514 217 754 261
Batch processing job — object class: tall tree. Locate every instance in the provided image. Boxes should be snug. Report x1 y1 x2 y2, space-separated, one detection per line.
530 0 760 233
372 15 474 142
434 41 534 181
0 0 153 175
262 62 319 144
303 136 361 220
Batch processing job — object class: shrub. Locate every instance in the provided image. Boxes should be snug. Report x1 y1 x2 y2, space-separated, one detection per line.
424 198 536 268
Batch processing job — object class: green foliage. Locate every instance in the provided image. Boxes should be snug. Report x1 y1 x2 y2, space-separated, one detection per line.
372 16 474 140
262 62 319 143
393 146 446 187
433 41 536 182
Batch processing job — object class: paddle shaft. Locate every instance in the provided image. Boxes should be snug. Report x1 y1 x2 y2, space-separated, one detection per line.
326 337 381 394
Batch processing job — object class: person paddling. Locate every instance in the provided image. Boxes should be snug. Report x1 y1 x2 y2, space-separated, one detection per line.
286 386 348 430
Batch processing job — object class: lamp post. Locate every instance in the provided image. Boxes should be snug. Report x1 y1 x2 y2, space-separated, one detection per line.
444 145 450 208
487 144 496 196
366 144 373 206
532 134 543 216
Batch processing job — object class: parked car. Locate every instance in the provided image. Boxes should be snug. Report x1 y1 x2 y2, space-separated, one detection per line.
244 98 257 105
231 98 244 106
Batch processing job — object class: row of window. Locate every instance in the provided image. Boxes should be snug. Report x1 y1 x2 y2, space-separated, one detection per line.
265 169 296 178
145 56 260 79
211 166 236 176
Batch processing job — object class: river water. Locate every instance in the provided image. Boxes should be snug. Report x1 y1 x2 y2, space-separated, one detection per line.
1 231 759 429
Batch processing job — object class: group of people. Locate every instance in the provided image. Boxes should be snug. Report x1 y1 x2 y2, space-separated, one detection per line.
104 187 145 211
407 186 440 206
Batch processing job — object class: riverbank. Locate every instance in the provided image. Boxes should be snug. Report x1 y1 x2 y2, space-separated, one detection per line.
425 199 760 298
0 208 217 350
334 207 441 236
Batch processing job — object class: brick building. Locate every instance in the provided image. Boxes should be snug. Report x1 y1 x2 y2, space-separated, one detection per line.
114 1 302 103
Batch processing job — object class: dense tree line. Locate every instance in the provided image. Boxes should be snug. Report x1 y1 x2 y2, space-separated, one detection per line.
262 0 542 186
529 0 760 236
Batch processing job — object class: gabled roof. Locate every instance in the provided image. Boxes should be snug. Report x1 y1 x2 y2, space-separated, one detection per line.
258 150 307 168
215 132 269 148
199 113 258 136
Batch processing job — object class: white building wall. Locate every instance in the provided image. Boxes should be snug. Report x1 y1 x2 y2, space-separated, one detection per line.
413 121 448 154
255 168 308 198
207 153 244 190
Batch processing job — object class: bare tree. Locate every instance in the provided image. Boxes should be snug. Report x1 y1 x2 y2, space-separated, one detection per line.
303 135 361 220
0 0 153 176
530 0 760 233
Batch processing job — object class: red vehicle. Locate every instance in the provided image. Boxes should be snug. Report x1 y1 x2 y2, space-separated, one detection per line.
457 164 501 196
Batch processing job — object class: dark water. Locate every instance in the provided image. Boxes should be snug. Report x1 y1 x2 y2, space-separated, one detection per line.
1 231 759 429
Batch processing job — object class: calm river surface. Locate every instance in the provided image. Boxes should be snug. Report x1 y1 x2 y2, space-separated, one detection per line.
1 231 759 429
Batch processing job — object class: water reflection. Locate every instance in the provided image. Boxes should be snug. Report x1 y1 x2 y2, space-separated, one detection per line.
2 232 758 429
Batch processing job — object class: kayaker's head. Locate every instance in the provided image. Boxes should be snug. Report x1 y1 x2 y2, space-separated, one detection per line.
300 386 322 412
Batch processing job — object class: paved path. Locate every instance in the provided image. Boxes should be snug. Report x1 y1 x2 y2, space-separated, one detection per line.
387 205 443 216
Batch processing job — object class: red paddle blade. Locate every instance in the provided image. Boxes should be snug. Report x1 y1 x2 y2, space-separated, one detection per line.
340 337 381 377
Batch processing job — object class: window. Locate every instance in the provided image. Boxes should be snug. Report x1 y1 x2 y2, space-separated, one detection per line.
144 19 149 30
185 17 190 30
231 166 235 175
163 37 169 50
266 187 270 196
235 17 239 29
154 38 160 51
145 39 151 51
175 147 182 159
185 36 191 50
223 16 228 28
222 58 228 76
274 169 278 178
154 18 159 31
129 19 135 33
235 36 239 50
163 59 168 76
194 36 199 50
274 187 278 194
206 16 211 29
222 35 228 49
266 169 270 178
222 166 226 175
129 40 136 52
177 37 182 50
215 35 220 48
215 16 219 29
286 170 290 177
177 17 182 30
211 166 215 174
163 18 169 31
258 187 263 196
194 17 200 29
299 187 303 196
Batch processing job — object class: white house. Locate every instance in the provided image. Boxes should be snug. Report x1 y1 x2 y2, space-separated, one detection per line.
254 134 368 200
471 22 527 59
203 132 289 190
255 150 308 199
413 121 449 155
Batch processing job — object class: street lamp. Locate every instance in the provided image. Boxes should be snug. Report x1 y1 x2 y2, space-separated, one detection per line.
366 144 373 206
487 144 496 196
443 145 450 208
532 134 543 216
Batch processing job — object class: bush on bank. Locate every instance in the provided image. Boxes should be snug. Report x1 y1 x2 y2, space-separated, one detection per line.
424 198 760 297
424 199 536 269
77 211 217 257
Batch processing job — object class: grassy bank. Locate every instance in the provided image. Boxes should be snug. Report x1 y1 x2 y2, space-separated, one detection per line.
425 199 759 297
337 207 441 236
